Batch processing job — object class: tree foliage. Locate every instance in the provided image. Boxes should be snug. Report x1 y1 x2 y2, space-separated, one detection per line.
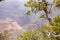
17 15 60 40
24 0 60 25
53 15 60 27
17 0 60 40
53 0 60 9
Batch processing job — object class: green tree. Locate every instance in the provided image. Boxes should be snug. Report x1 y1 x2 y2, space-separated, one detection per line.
17 0 60 40
17 15 60 40
53 0 60 9
53 15 60 26
24 0 60 25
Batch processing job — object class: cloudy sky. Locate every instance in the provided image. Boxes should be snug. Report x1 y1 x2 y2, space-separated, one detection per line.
0 0 41 25
0 0 60 26
0 0 27 17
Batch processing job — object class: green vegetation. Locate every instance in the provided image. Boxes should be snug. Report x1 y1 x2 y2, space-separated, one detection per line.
17 0 60 40
17 15 60 40
53 0 60 9
24 0 60 25
0 0 60 40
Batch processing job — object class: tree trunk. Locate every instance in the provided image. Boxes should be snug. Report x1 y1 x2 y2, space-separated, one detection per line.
44 9 53 25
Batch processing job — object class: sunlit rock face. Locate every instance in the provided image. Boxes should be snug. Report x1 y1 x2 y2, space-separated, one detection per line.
0 18 25 40
0 18 25 32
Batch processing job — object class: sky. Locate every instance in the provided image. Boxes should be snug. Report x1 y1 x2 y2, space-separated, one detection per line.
0 0 26 17
0 0 30 25
0 0 60 26
0 0 41 26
